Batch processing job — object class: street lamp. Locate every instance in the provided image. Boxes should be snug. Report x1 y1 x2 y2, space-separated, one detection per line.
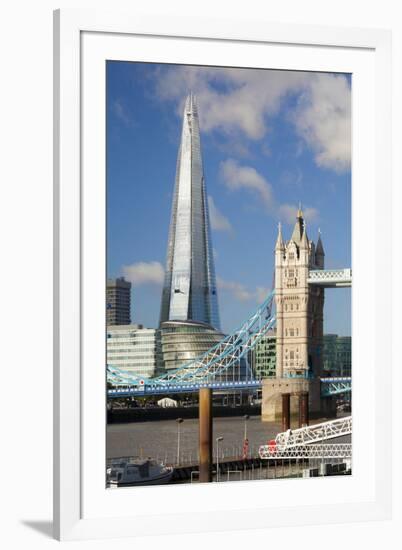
216 436 224 482
243 414 250 459
176 418 183 465
243 414 250 441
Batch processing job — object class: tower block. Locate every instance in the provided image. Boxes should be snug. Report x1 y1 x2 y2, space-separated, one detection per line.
262 208 324 421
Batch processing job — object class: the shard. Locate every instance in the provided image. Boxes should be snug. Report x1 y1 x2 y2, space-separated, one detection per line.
159 93 221 330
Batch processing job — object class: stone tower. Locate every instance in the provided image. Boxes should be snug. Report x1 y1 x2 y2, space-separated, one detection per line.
275 207 325 379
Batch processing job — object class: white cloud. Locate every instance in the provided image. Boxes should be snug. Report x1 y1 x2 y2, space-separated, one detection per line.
220 159 318 223
218 277 271 304
153 66 305 140
122 261 164 286
220 159 274 209
207 196 232 233
217 278 253 302
291 74 351 172
112 99 131 126
150 66 351 173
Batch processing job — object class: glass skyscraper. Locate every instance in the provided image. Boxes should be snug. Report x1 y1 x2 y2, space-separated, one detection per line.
160 93 220 330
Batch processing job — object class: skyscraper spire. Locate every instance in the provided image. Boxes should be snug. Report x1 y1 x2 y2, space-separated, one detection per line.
159 94 221 330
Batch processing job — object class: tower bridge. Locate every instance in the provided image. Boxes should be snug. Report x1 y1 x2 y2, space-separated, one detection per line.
107 92 351 482
107 207 351 480
260 208 351 421
108 209 351 405
107 375 351 398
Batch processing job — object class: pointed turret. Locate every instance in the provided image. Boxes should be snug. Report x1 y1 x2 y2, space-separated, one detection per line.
297 201 303 218
316 229 325 256
300 219 309 249
291 204 304 244
315 229 325 268
275 222 285 250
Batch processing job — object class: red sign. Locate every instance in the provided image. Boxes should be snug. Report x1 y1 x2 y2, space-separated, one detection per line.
242 438 249 459
268 439 276 454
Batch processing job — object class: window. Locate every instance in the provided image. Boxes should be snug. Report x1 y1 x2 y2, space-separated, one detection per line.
288 269 294 278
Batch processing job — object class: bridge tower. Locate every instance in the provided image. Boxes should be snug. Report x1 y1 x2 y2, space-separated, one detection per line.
262 207 324 422
275 208 325 378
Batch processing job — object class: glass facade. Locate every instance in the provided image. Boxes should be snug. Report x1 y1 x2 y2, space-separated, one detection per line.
107 324 162 378
248 332 351 379
160 94 220 330
160 320 224 371
322 334 352 377
250 330 277 378
160 320 252 387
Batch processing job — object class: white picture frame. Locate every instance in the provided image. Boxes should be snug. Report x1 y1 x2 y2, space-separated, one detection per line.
53 8 392 541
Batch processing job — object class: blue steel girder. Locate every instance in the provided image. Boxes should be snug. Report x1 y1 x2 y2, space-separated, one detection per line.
320 377 352 396
108 380 262 398
107 287 352 398
107 290 276 391
107 377 352 399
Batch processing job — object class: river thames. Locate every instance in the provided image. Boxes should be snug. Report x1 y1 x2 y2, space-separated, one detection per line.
107 414 349 465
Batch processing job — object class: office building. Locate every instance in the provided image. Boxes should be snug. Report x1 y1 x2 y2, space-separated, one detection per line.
250 330 277 378
323 334 352 377
106 277 131 326
107 324 162 379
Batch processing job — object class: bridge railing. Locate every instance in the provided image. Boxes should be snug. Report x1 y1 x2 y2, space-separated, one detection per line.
274 416 352 448
259 443 352 460
108 442 265 468
307 268 352 286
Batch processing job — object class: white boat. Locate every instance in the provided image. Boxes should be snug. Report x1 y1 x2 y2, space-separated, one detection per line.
107 458 173 487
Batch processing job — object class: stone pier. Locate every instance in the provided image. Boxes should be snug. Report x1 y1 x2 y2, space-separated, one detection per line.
261 378 321 422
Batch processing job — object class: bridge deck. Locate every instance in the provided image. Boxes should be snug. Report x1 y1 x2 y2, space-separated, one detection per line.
307 268 352 288
107 377 351 398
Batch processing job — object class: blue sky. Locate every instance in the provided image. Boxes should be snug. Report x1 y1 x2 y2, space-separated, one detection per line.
107 62 351 336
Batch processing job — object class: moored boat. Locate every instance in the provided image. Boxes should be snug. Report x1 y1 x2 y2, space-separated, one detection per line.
107 458 173 487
